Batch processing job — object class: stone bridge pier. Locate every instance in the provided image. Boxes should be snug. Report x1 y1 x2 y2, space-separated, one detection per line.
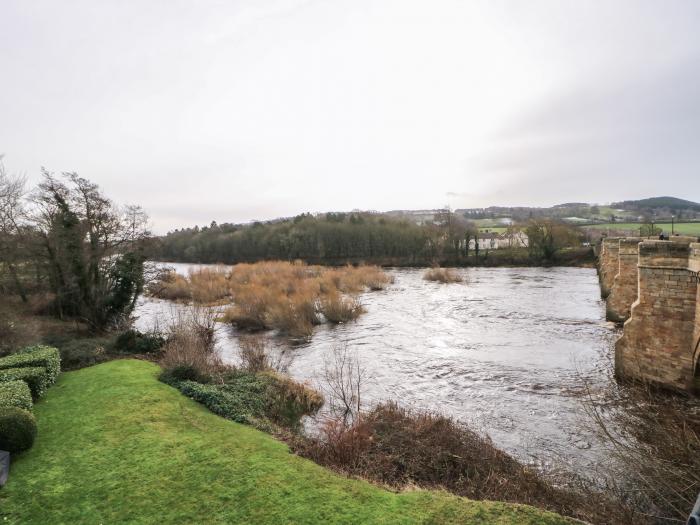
598 237 620 299
615 240 700 393
606 238 641 322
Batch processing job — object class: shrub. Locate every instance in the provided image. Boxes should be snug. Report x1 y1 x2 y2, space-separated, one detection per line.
148 271 192 301
160 326 224 383
423 267 463 283
319 292 364 323
238 336 272 373
176 376 267 425
0 367 49 399
57 339 109 370
188 267 231 303
261 371 324 427
222 261 390 338
294 402 625 525
114 329 165 354
0 345 61 385
0 407 37 453
159 365 208 385
0 380 33 411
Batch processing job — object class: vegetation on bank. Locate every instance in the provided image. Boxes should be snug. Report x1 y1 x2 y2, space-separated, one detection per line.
0 360 573 525
149 262 391 338
152 212 591 267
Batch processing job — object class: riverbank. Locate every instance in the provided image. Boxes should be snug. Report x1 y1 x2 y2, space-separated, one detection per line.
0 359 572 525
155 247 596 269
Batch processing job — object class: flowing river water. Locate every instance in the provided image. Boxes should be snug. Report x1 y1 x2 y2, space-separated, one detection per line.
134 264 619 472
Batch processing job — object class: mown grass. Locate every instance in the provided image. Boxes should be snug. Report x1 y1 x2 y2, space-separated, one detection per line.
586 222 700 235
0 360 572 525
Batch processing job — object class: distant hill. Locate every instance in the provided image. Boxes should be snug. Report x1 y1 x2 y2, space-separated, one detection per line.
612 196 700 211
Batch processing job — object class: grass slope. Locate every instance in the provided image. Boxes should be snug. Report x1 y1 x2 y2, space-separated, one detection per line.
0 360 571 525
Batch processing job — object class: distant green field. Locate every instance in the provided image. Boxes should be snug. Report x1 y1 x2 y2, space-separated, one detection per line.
478 226 507 233
585 222 700 236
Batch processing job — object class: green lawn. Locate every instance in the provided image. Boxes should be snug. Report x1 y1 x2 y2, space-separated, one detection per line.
585 222 700 235
0 360 571 525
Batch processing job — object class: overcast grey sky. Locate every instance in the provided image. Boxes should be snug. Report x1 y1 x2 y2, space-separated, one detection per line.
1 0 699 232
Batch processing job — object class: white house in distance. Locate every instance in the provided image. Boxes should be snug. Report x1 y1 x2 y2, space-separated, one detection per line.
468 230 529 251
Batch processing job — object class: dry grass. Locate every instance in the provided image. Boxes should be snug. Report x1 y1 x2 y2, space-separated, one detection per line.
221 261 389 338
423 267 463 283
319 292 365 323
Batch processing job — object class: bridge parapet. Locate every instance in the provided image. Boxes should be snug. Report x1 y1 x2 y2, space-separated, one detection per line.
615 240 699 392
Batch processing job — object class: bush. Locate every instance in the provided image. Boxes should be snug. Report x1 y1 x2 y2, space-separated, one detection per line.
319 292 364 323
0 380 33 411
423 267 463 283
164 368 323 429
0 367 49 399
0 345 61 385
261 371 323 427
159 365 208 385
175 377 267 425
0 407 37 453
114 330 165 354
160 326 223 384
293 402 625 524
57 339 109 370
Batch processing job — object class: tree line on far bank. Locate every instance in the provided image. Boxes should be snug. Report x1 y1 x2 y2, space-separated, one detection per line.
153 211 589 267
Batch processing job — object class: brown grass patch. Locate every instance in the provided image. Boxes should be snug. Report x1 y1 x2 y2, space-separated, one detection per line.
423 267 463 283
319 291 365 323
222 261 389 338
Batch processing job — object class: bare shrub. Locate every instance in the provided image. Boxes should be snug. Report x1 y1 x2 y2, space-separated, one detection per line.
159 306 223 382
294 401 627 524
582 376 700 523
423 267 463 283
321 345 368 426
319 292 365 323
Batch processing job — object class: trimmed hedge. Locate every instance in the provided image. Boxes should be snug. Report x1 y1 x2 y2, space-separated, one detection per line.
0 380 33 411
0 407 37 453
0 345 61 385
0 367 49 399
174 380 266 424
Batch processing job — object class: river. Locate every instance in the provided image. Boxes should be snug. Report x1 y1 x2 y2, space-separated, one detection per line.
134 264 618 471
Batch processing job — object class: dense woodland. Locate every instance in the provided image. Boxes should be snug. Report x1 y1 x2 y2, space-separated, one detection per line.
154 212 589 266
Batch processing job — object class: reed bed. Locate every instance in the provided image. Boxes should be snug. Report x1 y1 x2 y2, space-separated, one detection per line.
150 261 392 338
423 267 463 283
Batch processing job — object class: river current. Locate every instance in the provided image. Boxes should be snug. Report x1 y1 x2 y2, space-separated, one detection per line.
134 264 619 471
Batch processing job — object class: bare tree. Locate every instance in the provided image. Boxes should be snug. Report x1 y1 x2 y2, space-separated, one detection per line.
0 156 29 301
29 169 151 330
321 344 369 426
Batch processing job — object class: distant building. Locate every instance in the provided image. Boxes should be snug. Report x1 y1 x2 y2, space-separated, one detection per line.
469 231 528 250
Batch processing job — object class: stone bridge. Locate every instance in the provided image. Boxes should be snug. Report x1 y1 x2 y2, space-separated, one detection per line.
599 236 700 393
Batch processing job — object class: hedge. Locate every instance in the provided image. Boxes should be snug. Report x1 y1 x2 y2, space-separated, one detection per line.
0 367 49 399
0 380 33 411
0 346 61 385
0 407 37 453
